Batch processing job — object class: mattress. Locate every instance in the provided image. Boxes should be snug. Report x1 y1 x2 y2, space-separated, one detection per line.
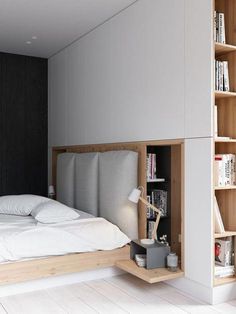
0 210 130 263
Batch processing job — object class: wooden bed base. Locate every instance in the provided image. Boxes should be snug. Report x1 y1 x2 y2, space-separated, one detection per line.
0 246 130 285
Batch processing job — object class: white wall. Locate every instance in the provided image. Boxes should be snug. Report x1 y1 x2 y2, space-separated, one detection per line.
48 0 214 293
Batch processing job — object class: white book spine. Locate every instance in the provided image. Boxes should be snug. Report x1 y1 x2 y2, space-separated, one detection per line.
219 61 224 91
223 61 230 92
219 13 226 44
214 11 217 41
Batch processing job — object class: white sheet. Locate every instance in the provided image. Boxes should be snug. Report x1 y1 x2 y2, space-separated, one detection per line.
0 211 130 262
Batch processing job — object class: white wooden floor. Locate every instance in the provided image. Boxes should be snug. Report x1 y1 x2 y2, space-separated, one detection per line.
0 274 236 314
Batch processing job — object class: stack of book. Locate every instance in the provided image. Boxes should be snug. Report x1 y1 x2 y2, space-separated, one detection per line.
146 153 157 181
215 238 233 266
215 265 235 278
215 60 230 92
214 154 236 187
146 190 167 218
214 11 226 43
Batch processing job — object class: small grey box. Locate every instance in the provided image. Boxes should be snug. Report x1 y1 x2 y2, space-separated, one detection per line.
130 240 170 269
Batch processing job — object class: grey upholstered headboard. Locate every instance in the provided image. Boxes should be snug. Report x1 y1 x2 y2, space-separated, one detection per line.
57 150 138 240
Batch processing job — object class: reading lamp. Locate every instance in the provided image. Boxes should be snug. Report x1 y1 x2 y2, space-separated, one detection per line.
128 186 161 245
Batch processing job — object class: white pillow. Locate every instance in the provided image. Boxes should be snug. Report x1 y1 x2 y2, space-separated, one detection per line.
0 194 49 216
31 200 80 223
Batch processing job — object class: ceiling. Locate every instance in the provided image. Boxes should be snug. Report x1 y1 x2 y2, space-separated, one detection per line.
0 0 136 58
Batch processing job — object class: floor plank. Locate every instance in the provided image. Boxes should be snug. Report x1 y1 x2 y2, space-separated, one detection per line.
106 275 186 313
68 282 127 314
46 285 98 314
0 304 7 314
0 290 66 314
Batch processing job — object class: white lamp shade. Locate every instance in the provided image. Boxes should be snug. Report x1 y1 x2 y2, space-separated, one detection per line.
48 185 55 195
128 188 141 203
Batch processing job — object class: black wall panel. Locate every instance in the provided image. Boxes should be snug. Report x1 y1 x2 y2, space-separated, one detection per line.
0 52 48 196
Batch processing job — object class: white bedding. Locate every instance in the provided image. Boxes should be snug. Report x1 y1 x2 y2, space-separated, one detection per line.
0 210 130 263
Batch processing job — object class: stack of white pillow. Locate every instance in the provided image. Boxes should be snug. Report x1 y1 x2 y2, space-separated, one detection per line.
0 195 79 223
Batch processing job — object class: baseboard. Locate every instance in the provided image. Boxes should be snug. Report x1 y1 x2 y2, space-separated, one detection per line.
166 277 213 304
212 282 236 304
0 267 124 297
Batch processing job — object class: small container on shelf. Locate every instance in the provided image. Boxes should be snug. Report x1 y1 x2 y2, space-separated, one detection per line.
167 252 178 272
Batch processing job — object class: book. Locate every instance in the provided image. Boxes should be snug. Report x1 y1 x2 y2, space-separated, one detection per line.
214 12 226 43
215 265 235 278
215 60 230 92
223 61 230 91
215 238 232 266
146 153 157 180
151 189 167 217
218 12 226 44
214 11 217 42
214 154 236 187
214 196 225 234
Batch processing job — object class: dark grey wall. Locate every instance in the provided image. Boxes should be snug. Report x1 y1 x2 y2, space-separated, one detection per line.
0 52 48 196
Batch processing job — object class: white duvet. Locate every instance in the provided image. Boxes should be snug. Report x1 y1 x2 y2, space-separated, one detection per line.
0 212 130 262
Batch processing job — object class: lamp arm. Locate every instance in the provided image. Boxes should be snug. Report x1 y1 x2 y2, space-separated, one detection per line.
139 196 162 215
139 196 162 241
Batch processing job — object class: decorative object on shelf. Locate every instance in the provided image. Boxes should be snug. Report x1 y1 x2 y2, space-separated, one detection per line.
134 254 146 267
167 252 178 272
160 234 169 246
128 186 161 242
48 185 55 199
130 239 170 269
214 196 225 233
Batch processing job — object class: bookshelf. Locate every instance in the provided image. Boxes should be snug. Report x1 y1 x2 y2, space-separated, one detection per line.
144 143 182 263
214 0 236 286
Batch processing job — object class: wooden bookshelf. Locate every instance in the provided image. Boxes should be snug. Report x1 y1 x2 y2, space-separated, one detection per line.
213 0 236 287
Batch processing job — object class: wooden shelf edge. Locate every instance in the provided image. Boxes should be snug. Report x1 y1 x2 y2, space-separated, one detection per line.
214 276 236 286
215 138 236 143
215 42 236 56
215 231 236 238
215 185 236 190
215 91 236 99
115 259 184 284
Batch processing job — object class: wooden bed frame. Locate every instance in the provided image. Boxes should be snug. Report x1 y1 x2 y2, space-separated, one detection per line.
0 139 183 285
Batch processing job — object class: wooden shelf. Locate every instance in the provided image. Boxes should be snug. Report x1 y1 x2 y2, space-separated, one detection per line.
147 178 165 183
215 231 236 238
115 259 183 283
215 138 236 143
215 91 236 99
215 42 236 56
214 276 236 286
215 185 236 190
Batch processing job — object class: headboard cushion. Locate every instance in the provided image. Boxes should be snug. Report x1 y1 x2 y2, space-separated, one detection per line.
99 151 138 240
75 152 99 216
57 153 75 207
56 150 138 240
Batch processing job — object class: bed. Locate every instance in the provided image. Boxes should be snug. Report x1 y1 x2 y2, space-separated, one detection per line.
0 142 146 285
